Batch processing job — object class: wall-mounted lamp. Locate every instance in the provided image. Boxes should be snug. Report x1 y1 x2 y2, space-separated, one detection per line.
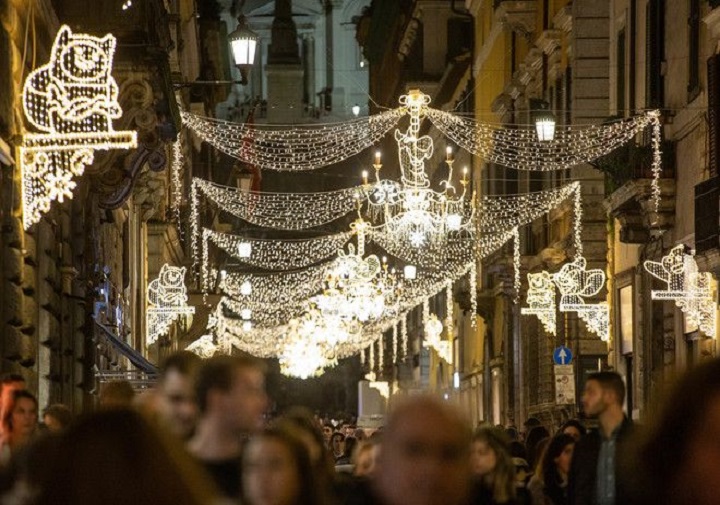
228 15 259 85
530 98 556 142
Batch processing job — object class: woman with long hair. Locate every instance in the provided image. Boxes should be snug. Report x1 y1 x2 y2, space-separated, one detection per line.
470 427 520 505
242 426 327 505
527 434 574 505
31 409 217 505
0 390 38 464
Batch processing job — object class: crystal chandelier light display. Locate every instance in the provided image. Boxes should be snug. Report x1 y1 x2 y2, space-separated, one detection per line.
368 90 473 249
311 217 399 325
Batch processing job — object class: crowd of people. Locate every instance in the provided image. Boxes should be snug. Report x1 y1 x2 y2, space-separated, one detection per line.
0 353 718 505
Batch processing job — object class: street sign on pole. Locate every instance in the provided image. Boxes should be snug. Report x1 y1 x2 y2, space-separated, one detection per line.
554 364 576 405
553 345 573 365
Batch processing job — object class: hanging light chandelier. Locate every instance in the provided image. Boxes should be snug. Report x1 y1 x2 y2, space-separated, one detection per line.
311 217 400 325
367 90 474 249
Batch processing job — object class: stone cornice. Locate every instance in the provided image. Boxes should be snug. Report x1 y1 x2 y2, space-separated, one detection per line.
496 1 537 39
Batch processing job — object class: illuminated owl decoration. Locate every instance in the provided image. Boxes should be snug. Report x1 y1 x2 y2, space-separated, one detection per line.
23 25 121 134
148 265 188 308
526 271 555 308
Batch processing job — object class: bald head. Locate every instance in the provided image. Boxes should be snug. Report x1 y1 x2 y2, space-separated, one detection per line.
375 395 471 505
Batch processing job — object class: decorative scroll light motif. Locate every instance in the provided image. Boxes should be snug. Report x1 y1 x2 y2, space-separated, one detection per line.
553 257 609 341
367 90 474 249
521 272 557 335
186 334 217 359
146 264 195 345
644 245 716 336
21 25 137 228
181 108 404 171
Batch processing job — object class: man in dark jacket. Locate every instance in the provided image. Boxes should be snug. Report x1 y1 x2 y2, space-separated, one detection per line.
568 371 633 505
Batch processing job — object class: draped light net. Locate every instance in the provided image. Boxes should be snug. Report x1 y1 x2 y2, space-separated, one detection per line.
205 228 353 271
147 264 195 345
644 245 716 337
21 25 137 228
181 108 404 171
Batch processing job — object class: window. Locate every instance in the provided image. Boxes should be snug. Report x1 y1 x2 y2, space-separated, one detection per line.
688 0 700 101
617 29 626 116
646 0 665 108
618 284 634 354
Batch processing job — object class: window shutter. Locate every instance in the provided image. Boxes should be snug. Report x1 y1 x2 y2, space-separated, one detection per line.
707 54 720 177
695 176 719 255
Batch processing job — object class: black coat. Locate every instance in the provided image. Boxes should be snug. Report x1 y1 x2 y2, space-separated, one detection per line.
567 417 634 505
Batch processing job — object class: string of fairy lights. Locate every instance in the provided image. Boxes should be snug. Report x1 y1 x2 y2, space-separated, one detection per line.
175 91 672 375
19 25 693 379
180 108 405 171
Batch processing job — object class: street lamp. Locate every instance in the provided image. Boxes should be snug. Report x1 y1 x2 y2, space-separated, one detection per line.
530 99 556 142
352 104 360 117
228 15 258 85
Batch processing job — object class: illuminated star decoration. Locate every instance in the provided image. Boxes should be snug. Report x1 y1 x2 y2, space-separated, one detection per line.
20 25 137 229
644 245 716 337
146 264 195 345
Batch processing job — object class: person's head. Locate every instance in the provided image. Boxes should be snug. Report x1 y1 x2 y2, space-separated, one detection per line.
525 425 550 468
342 436 357 458
33 409 216 505
330 432 345 455
321 424 333 444
504 426 519 441
374 395 471 505
559 419 586 441
353 427 366 441
522 417 541 438
1 374 25 401
276 407 328 468
157 351 201 439
99 380 135 409
242 426 322 505
353 439 380 477
195 355 268 434
540 434 575 487
6 390 38 445
582 372 625 417
42 404 73 433
627 358 720 505
471 427 515 501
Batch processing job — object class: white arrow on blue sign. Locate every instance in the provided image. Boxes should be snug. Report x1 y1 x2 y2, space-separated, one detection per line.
553 345 573 365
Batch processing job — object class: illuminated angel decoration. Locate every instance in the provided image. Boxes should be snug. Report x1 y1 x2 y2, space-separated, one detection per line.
553 257 609 341
644 245 716 337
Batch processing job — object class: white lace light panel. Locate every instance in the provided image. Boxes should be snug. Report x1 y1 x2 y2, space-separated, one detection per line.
186 334 217 359
644 245 716 336
181 108 404 171
21 25 137 228
147 264 195 345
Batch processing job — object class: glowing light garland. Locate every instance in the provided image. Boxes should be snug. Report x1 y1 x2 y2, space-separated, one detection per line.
216 263 329 305
426 107 661 175
553 257 609 341
644 245 716 336
400 314 408 359
186 334 217 359
21 25 137 228
180 108 404 171
469 260 477 328
171 140 184 238
422 298 452 364
146 264 195 345
205 228 353 271
367 90 473 249
521 272 557 335
513 227 521 303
